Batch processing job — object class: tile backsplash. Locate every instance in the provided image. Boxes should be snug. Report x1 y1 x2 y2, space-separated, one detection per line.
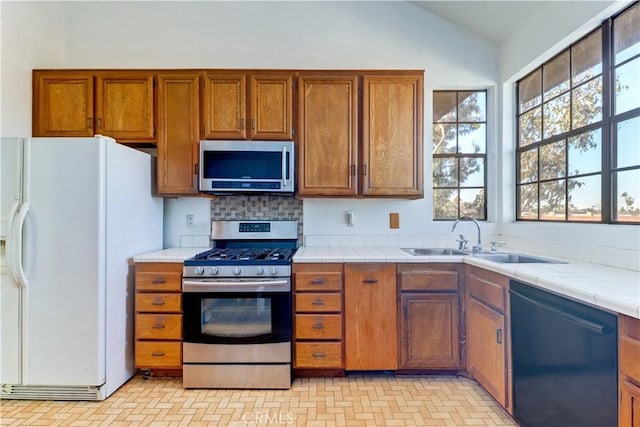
211 195 304 242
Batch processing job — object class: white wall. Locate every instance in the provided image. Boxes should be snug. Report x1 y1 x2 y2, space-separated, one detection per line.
0 2 65 136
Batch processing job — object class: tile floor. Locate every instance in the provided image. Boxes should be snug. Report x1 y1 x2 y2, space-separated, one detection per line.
1 373 517 426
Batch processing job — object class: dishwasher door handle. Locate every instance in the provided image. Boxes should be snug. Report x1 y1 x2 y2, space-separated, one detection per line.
509 289 606 334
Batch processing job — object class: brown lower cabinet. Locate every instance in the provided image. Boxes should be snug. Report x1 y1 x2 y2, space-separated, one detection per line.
465 265 511 412
619 314 640 427
344 263 397 370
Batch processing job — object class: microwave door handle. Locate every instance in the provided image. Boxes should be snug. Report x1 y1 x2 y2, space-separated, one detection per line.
281 146 287 188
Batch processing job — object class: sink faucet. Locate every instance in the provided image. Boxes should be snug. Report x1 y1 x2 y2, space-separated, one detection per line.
451 216 482 253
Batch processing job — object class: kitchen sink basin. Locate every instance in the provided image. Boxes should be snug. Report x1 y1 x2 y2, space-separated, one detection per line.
401 248 467 256
471 253 563 264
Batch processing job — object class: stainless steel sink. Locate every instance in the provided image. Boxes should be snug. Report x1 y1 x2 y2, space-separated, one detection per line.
471 253 563 264
401 248 467 256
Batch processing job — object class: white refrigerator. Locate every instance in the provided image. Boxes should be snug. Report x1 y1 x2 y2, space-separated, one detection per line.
0 136 163 400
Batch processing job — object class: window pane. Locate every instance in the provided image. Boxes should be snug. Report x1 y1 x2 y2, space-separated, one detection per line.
568 174 602 221
458 124 486 153
615 58 640 114
433 189 458 220
458 91 486 122
433 123 457 154
614 169 640 222
616 116 640 169
460 157 484 187
433 157 458 187
540 180 566 220
519 69 542 113
460 188 485 219
543 51 570 100
519 148 538 183
433 92 457 122
568 129 602 176
518 184 538 219
543 93 570 138
614 4 640 64
540 141 566 180
572 30 602 85
519 107 542 147
572 77 602 129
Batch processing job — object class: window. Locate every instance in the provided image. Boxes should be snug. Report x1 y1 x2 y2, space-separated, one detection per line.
433 90 487 220
516 2 640 224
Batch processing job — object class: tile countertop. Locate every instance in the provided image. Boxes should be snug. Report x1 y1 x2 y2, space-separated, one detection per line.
293 246 640 320
133 247 209 263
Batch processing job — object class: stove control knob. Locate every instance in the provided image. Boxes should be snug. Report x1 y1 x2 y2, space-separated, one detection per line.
256 266 264 276
232 267 242 276
194 266 205 275
208 267 219 276
270 266 278 276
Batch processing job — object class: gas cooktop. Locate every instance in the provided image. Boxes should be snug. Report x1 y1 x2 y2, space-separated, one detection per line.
185 247 295 266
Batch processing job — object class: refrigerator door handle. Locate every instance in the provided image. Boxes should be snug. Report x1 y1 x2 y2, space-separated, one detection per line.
6 200 20 284
13 201 29 289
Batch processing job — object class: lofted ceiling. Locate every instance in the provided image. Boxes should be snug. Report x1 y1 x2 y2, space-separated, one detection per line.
410 1 589 45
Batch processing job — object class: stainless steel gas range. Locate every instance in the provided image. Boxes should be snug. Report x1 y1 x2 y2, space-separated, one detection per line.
182 220 297 389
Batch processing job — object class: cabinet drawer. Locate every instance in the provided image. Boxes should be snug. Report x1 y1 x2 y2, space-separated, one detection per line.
295 342 343 368
295 314 342 340
136 314 182 339
295 272 342 292
295 293 342 312
398 271 458 291
136 271 182 292
466 272 507 312
136 293 182 312
135 341 181 368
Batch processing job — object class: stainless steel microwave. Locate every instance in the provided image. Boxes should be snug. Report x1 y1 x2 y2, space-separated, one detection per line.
199 140 295 194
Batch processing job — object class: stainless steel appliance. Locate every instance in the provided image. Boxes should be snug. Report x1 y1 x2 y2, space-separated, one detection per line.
199 140 295 194
182 220 297 389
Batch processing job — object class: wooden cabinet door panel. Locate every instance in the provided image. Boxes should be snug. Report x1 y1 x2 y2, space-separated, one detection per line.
467 298 507 407
202 73 246 139
250 75 292 140
95 72 155 141
620 379 640 427
157 73 200 195
344 263 397 370
33 71 94 137
361 75 423 198
297 76 359 196
399 293 459 369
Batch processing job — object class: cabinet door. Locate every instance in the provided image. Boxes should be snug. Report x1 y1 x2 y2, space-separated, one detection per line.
361 75 423 198
399 293 459 369
32 71 94 137
467 297 507 407
250 75 293 140
157 73 200 195
620 379 640 427
344 263 397 370
202 73 246 139
297 76 359 196
95 72 155 142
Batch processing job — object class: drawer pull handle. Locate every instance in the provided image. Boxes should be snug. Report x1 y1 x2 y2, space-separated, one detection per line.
152 324 165 329
312 323 325 330
310 278 326 285
151 277 166 284
312 352 326 358
496 328 502 344
312 299 325 306
362 278 378 284
151 352 165 357
151 300 165 306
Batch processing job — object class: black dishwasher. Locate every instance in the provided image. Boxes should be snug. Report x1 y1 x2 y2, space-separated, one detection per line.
509 280 617 427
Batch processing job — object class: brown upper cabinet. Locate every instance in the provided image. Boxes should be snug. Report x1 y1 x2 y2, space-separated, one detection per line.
33 70 155 143
297 75 359 197
201 72 293 140
361 74 423 198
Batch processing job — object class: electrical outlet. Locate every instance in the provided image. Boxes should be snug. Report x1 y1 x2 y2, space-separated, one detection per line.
186 214 195 228
389 213 400 229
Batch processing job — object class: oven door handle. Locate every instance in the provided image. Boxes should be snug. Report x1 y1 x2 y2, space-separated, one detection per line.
183 279 290 292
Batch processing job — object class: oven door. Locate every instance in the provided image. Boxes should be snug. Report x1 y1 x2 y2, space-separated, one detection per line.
183 280 291 345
